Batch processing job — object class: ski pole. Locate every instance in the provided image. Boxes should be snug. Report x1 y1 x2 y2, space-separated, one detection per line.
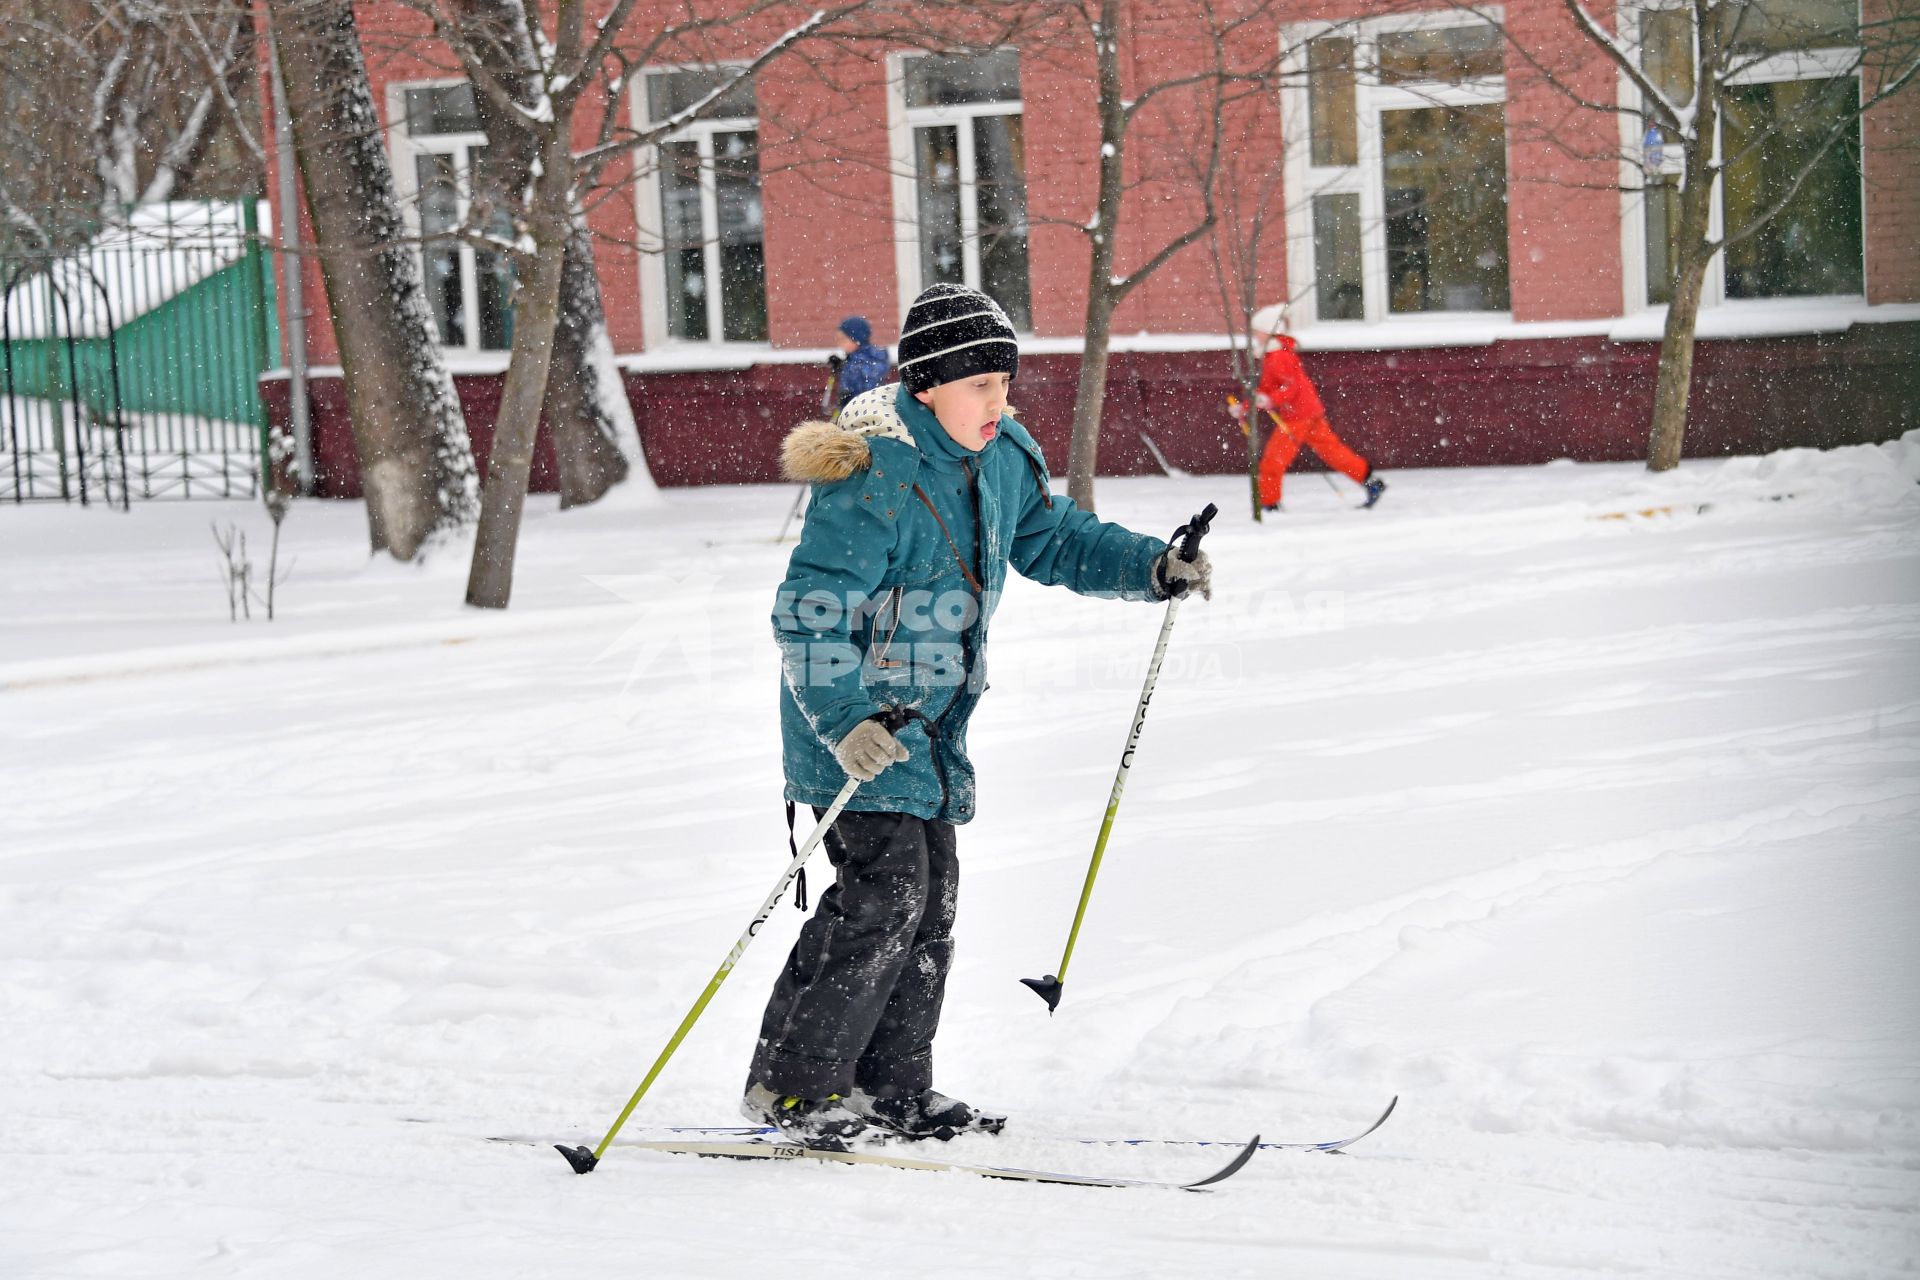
556 708 916 1174
1021 503 1216 1013
775 484 807 543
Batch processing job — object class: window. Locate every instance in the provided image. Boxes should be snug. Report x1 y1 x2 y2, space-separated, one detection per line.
897 50 1032 331
1725 0 1857 55
400 83 513 351
1721 79 1862 298
642 68 767 343
1284 16 1511 325
1382 105 1510 314
1630 3 1864 308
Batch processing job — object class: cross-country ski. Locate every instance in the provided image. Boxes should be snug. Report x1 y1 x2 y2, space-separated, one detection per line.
520 1094 1399 1156
508 1133 1264 1191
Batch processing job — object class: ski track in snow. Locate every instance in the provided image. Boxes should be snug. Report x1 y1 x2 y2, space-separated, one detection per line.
2 441 1918 1278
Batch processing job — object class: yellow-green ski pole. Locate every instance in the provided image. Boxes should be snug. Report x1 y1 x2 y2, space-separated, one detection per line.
557 708 920 1174
1022 503 1215 1014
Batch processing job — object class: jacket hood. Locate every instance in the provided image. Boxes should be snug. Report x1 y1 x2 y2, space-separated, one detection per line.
780 383 915 483
838 315 872 344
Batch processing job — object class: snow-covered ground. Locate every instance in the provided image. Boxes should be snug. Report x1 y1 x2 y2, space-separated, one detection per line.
4 438 1917 1278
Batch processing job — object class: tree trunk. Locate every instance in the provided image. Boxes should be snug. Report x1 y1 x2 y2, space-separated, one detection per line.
1066 294 1115 513
269 0 477 558
1241 376 1264 522
1647 254 1708 472
1646 74 1722 475
546 217 642 507
465 133 572 608
1065 0 1127 515
456 0 645 508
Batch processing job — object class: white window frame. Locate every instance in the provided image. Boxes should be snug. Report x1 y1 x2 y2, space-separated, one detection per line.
886 49 1031 331
1280 9 1511 328
390 78 506 353
1617 4 1866 314
632 65 766 348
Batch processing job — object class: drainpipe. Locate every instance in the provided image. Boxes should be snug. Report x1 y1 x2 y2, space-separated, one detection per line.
266 11 313 495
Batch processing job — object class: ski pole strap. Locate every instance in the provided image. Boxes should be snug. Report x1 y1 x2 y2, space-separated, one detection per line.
786 801 807 912
786 708 921 915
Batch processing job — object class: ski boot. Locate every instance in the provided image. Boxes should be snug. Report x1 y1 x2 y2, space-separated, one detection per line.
1362 476 1387 508
1262 502 1283 514
741 1084 871 1150
846 1088 1006 1141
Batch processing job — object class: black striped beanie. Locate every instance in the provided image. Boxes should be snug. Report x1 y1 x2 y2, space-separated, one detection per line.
896 283 1019 394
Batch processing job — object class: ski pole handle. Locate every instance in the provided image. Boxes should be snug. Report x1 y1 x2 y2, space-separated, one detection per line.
876 704 919 735
1174 503 1217 562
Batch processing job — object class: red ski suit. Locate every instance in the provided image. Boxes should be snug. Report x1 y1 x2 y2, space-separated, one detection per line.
1255 336 1371 508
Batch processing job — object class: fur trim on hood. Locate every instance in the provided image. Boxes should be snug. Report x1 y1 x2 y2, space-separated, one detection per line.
780 383 915 483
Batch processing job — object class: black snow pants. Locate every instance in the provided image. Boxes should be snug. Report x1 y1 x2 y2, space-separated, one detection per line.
748 808 958 1100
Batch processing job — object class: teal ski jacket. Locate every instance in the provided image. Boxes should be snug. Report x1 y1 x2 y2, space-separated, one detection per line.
774 382 1169 823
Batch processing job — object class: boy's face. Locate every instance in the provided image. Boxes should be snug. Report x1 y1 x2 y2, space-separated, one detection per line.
914 372 1011 451
836 334 859 354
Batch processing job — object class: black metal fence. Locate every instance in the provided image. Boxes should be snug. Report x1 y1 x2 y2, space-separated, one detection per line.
2 202 278 505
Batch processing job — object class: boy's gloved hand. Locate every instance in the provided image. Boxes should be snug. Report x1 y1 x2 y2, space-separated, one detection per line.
1153 549 1213 602
835 717 910 781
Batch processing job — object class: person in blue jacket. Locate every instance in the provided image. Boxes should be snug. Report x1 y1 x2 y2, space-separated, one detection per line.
828 315 891 412
745 284 1214 1147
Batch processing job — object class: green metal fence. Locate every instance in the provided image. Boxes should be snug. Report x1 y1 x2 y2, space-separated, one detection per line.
2 201 279 503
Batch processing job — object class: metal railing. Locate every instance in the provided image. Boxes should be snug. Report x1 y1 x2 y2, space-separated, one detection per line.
2 201 278 505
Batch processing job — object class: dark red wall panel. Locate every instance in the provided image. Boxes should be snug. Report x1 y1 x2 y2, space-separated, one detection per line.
268 324 1920 497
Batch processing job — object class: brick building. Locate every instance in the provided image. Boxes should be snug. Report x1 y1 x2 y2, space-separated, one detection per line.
261 0 1920 494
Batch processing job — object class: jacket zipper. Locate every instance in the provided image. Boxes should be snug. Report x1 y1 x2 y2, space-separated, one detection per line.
871 585 904 669
926 457 987 818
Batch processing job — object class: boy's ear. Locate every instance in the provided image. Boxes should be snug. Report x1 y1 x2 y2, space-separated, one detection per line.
913 389 934 406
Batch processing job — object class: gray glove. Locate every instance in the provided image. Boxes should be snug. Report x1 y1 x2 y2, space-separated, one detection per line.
834 717 910 782
1153 549 1213 601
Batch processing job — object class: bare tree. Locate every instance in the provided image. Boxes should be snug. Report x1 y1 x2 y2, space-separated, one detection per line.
268 0 479 559
1477 0 1919 470
1199 80 1295 522
391 0 881 608
421 0 643 510
981 0 1301 513
0 0 262 242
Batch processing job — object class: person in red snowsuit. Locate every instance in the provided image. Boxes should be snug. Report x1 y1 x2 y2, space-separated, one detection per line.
1234 304 1385 511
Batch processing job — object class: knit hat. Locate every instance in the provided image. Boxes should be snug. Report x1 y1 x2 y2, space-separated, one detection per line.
895 284 1019 394
1250 303 1289 335
838 315 871 345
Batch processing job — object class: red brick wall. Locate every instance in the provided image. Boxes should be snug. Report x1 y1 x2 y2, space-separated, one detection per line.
757 49 903 346
266 0 1919 362
260 0 1917 488
1502 0 1627 320
1863 0 1920 305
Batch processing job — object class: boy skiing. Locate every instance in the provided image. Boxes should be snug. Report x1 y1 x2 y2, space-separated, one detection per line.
747 283 1214 1146
1232 303 1386 512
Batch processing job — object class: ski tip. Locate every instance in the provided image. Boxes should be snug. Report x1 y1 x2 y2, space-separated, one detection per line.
1184 1134 1261 1190
1019 975 1063 1012
1315 1095 1399 1154
555 1144 599 1175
